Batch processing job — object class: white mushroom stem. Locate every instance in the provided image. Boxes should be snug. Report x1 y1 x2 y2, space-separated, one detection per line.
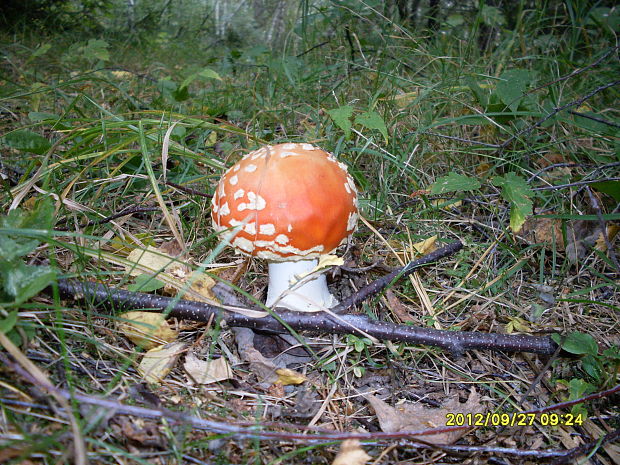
266 259 338 311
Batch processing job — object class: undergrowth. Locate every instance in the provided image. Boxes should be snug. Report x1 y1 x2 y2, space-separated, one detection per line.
1 1 619 464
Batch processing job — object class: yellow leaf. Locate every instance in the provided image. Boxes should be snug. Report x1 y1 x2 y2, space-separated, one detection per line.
594 224 620 251
295 254 344 281
183 271 217 302
505 317 530 334
118 311 178 349
138 341 186 384
184 352 234 385
275 368 306 386
126 246 176 277
412 235 437 255
332 439 371 465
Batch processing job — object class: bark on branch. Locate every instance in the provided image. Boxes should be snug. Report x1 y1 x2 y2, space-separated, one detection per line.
51 241 559 356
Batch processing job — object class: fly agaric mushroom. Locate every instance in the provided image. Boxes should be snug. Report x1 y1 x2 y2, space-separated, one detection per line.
211 143 358 311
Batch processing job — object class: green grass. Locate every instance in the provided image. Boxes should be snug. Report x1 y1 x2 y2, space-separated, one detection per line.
1 1 619 463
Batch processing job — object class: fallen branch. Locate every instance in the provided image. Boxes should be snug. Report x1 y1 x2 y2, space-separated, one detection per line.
52 241 559 356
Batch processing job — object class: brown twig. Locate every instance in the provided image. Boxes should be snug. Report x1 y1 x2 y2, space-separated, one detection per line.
3 348 618 458
51 242 558 355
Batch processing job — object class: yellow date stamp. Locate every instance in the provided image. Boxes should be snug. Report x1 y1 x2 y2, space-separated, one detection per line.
446 412 585 427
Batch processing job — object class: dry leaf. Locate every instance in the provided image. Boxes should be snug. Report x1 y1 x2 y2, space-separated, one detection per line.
184 352 233 385
412 235 437 255
366 389 482 444
138 341 186 384
505 316 532 334
296 254 344 281
594 224 619 251
332 439 371 465
520 217 565 250
430 199 463 209
183 271 217 302
118 311 178 349
275 368 306 386
126 246 175 277
385 289 416 323
242 347 279 384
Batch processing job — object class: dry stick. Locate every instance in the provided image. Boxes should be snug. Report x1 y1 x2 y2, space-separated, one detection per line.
54 241 558 355
3 349 618 457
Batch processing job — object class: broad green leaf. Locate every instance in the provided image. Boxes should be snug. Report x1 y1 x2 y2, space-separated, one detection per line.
431 172 481 194
3 262 56 304
446 14 464 27
496 69 532 111
568 378 595 400
327 106 354 139
198 68 222 81
481 5 506 27
31 43 51 58
180 67 223 90
355 111 389 143
0 310 18 334
552 332 598 356
82 39 110 62
0 198 55 261
492 173 534 232
591 180 620 202
2 130 51 154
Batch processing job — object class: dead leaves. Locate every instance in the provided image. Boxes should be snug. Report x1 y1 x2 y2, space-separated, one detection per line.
520 217 619 264
138 341 186 384
184 352 234 385
117 311 178 350
332 440 371 465
365 389 483 445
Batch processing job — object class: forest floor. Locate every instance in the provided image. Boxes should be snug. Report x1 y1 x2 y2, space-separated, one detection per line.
1 15 619 465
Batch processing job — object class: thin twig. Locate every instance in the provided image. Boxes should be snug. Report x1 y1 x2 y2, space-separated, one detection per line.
424 131 501 148
51 242 558 355
526 46 619 95
568 110 620 128
500 80 620 150
532 177 620 192
3 349 618 454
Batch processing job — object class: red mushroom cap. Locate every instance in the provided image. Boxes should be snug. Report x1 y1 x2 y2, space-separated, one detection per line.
211 143 358 261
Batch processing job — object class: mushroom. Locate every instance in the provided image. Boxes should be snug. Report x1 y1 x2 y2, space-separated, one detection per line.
211 143 359 311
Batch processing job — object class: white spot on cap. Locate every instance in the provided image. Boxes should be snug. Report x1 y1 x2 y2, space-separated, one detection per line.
234 164 241 172
338 161 349 172
347 177 357 194
238 191 266 211
229 219 243 227
219 202 230 216
234 189 244 200
279 151 300 158
218 182 226 198
245 164 257 172
212 204 219 214
232 236 255 253
344 182 351 194
301 143 314 151
347 211 358 231
282 143 297 150
229 175 238 186
259 224 276 235
244 222 257 235
287 224 293 232
275 234 289 245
